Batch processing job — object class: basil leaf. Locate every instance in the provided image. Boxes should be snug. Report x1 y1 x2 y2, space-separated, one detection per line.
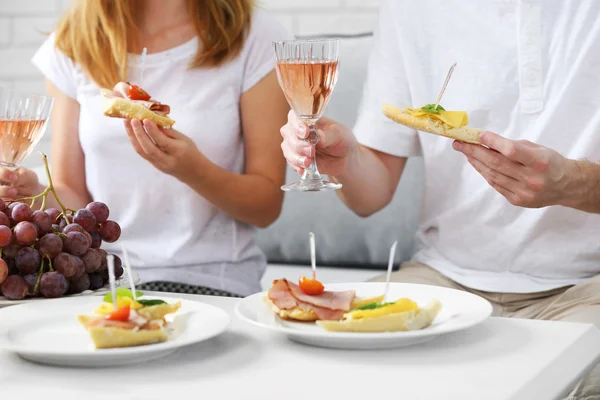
103 288 144 302
137 299 167 306
420 104 445 114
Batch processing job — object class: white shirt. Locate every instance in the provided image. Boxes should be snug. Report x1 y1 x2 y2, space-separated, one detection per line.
354 0 600 293
31 10 292 296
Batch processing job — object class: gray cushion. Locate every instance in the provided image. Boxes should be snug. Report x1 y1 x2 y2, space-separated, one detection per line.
256 34 424 269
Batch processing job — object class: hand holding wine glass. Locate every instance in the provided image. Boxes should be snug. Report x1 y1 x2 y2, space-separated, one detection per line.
273 39 342 192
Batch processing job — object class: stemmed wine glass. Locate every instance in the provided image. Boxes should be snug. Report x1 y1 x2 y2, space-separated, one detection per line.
273 39 341 192
0 87 53 171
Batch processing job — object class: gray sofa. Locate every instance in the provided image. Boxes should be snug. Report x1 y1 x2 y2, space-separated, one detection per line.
256 34 424 271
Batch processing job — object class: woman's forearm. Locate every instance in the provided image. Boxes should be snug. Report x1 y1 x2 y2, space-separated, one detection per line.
30 182 90 213
180 157 283 228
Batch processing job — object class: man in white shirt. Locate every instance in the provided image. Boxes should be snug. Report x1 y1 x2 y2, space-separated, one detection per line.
280 1 600 398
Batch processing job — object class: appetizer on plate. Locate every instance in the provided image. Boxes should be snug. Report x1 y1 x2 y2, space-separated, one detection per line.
77 289 181 349
265 278 383 321
317 298 442 333
382 102 481 144
101 81 175 128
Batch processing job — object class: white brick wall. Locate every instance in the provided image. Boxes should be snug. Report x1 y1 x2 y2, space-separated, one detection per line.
0 0 379 168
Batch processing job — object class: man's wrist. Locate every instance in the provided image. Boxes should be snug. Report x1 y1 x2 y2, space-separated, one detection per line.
330 144 361 184
558 159 600 211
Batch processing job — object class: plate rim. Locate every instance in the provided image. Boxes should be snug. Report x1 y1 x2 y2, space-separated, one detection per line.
0 295 231 357
235 281 493 340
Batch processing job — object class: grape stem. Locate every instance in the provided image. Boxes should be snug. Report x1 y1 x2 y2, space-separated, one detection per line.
33 256 48 293
14 152 70 222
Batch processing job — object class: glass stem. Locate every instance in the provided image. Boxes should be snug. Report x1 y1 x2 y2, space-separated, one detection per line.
301 124 323 183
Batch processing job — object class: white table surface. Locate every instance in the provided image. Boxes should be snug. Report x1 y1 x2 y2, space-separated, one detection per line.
1 292 599 400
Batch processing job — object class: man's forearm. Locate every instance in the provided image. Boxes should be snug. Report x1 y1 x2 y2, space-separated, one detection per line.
331 145 407 217
560 160 600 213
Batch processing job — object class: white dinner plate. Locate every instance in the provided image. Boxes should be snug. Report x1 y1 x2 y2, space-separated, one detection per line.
0 271 140 307
235 282 493 350
0 295 230 367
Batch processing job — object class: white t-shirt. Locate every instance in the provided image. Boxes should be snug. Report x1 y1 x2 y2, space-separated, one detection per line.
354 0 600 293
31 10 292 296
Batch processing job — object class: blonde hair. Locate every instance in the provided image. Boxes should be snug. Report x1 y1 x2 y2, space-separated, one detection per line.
54 0 254 88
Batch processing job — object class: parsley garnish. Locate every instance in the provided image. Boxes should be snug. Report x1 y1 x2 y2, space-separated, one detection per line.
350 301 393 312
137 299 167 306
420 104 445 114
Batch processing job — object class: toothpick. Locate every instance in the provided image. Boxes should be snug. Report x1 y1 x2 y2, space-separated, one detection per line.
139 47 147 87
309 232 316 280
383 241 398 303
434 62 457 109
121 243 137 301
107 254 117 310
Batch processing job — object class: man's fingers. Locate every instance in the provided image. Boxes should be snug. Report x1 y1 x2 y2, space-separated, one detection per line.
478 131 533 166
456 141 522 180
468 157 520 193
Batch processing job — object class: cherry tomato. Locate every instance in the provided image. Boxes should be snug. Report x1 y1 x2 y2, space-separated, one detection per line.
105 305 130 321
299 276 325 295
127 84 151 101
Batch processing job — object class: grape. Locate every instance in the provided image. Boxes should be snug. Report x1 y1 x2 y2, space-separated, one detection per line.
74 209 96 232
5 258 18 275
0 212 10 227
39 272 67 298
68 273 90 294
63 279 70 295
51 223 61 232
81 248 101 273
23 273 40 296
73 256 85 279
90 232 102 249
14 221 38 246
3 239 20 258
0 198 5 212
45 208 61 224
99 220 121 243
113 255 124 278
63 223 85 235
39 233 63 259
15 247 41 275
64 231 89 256
7 202 18 215
1 275 28 300
86 202 109 224
88 273 104 290
83 231 92 247
11 203 32 223
0 225 12 247
54 253 78 278
59 214 73 230
99 268 108 283
32 210 52 235
0 259 8 285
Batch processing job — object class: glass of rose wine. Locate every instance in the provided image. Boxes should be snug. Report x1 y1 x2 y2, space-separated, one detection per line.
273 39 342 192
0 87 53 170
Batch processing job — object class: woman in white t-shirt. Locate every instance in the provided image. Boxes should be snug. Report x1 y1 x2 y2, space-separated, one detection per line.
0 0 292 297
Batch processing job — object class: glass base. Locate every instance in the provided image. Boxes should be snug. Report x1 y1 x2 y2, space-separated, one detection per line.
281 179 342 192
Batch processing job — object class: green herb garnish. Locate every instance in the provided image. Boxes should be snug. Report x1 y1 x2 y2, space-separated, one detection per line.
350 301 393 312
420 104 445 114
103 288 144 303
137 299 167 306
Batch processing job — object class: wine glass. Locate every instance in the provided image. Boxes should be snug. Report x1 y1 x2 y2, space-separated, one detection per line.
0 87 53 172
273 39 342 192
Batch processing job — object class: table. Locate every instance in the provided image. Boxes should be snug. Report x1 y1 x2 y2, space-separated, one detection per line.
0 292 599 400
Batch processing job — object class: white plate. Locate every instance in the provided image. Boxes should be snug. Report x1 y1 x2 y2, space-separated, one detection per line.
0 270 140 307
0 295 230 367
235 282 493 350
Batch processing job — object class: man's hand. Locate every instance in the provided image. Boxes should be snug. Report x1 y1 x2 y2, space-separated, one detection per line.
453 131 574 208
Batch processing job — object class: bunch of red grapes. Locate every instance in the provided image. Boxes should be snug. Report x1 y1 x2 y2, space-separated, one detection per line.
0 199 122 300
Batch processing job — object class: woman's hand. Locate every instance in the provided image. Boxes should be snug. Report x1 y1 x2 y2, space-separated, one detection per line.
0 167 42 200
124 119 206 182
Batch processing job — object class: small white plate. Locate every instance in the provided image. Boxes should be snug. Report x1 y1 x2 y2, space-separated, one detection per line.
235 282 493 350
0 295 230 367
0 271 140 307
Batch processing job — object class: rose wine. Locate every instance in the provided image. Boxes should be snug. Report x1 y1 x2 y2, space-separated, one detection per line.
0 119 47 167
276 60 339 123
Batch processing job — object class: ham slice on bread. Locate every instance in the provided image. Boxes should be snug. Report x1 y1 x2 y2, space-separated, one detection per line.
265 279 382 322
101 82 175 129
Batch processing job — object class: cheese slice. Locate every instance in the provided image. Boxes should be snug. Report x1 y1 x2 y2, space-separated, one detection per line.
404 107 469 128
